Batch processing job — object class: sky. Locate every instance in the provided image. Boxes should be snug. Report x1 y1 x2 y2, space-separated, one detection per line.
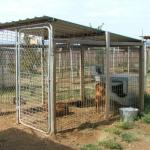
0 0 150 39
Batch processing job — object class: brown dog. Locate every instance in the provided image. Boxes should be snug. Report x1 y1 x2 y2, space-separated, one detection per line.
95 82 106 112
43 102 69 117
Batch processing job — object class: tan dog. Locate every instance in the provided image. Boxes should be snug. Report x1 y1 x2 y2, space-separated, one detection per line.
95 82 106 112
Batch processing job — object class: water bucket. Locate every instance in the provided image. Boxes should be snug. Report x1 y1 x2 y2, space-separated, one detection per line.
119 107 139 122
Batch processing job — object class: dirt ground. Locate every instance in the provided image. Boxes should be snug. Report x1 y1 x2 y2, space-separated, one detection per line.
0 114 150 150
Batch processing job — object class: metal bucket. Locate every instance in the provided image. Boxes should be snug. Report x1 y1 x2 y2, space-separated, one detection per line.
119 107 139 122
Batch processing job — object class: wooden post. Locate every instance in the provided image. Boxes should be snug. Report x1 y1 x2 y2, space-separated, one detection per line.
80 48 84 101
105 32 110 119
139 43 144 113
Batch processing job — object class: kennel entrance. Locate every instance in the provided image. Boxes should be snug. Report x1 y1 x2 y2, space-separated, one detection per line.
17 26 52 133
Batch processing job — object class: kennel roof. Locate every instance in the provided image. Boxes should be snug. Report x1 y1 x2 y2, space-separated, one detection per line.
0 16 142 46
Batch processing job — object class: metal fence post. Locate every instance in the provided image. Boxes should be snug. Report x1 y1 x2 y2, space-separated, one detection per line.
41 39 45 105
80 48 84 101
144 43 147 90
139 43 145 113
49 24 56 135
1 50 4 89
15 29 19 124
128 47 130 74
112 47 115 73
70 47 74 83
105 32 110 119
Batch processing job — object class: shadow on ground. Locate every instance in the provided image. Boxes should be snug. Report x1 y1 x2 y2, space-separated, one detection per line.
0 128 75 150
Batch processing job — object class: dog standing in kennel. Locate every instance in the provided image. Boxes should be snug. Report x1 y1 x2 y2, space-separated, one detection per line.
95 82 106 112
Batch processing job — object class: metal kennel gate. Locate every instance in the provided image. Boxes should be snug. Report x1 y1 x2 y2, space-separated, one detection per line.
17 25 53 133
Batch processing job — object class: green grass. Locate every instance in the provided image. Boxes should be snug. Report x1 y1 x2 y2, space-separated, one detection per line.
104 127 122 135
56 89 80 101
144 94 150 114
81 144 103 150
56 88 95 101
142 114 150 124
141 94 150 124
99 139 123 150
120 132 137 143
84 88 95 98
115 121 135 130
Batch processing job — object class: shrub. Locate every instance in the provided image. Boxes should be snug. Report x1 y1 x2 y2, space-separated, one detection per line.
144 94 150 114
104 127 122 135
142 114 150 124
80 144 102 150
99 139 123 150
116 121 135 130
121 132 137 143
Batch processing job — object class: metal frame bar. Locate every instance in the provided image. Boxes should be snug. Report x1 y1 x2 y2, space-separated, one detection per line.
18 31 21 125
128 47 130 74
49 24 56 135
0 41 142 49
41 39 45 105
80 47 84 101
70 47 74 83
144 43 147 90
15 29 19 124
53 39 142 47
139 43 145 113
105 32 110 119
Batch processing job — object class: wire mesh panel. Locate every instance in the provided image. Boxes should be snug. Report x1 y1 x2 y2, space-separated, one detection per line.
55 47 107 132
109 47 139 114
84 48 106 114
18 27 50 133
55 45 140 132
55 49 81 131
0 30 16 116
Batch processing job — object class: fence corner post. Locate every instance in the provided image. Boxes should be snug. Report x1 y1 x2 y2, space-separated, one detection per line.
105 31 110 119
49 25 56 135
15 29 20 124
139 43 145 113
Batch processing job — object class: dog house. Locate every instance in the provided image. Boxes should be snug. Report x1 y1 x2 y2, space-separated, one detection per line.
0 16 144 134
